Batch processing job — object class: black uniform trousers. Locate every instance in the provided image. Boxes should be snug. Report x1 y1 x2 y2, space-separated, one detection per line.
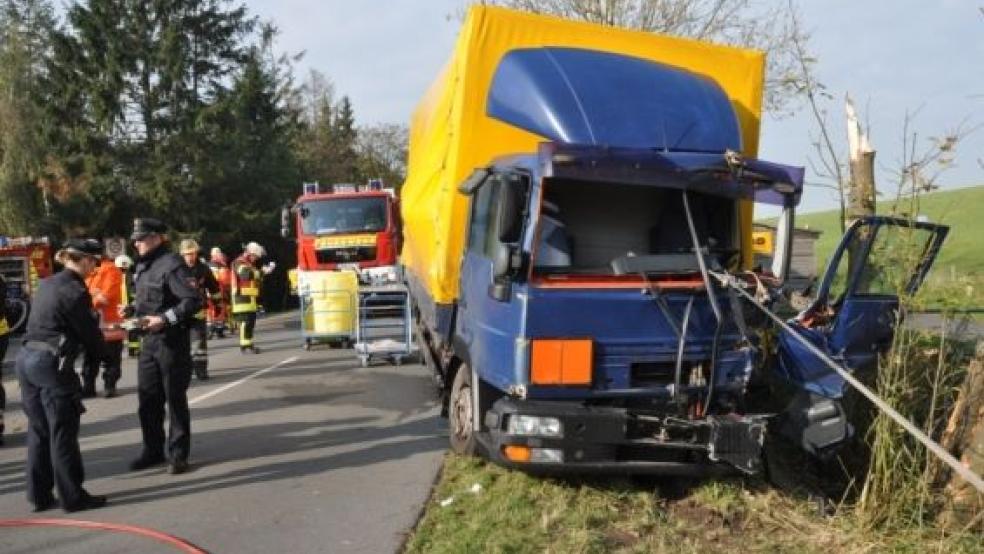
190 318 209 379
15 346 87 507
137 332 192 462
190 318 208 354
82 340 123 390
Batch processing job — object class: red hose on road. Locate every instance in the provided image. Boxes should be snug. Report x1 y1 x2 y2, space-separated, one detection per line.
0 518 208 554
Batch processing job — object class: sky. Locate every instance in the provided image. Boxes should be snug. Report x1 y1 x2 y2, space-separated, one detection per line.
247 0 983 214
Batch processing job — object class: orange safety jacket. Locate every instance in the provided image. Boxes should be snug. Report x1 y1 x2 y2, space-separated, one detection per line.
86 259 125 342
208 262 231 320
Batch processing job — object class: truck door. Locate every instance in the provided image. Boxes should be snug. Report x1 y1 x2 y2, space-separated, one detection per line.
778 217 948 398
456 171 530 392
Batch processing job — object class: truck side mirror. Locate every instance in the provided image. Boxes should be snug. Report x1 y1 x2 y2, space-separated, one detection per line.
280 206 291 238
496 176 527 244
771 199 795 283
490 244 515 301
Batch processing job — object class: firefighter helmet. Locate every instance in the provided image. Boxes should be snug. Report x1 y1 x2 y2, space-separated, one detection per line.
244 241 266 258
114 254 133 269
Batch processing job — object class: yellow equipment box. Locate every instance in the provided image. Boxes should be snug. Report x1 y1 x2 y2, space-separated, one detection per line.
299 270 359 346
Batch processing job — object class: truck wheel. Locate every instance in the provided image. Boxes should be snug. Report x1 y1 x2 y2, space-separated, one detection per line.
449 365 477 456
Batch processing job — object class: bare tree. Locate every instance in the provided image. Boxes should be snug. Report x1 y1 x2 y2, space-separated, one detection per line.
888 114 976 221
471 0 811 116
784 1 848 231
356 123 409 190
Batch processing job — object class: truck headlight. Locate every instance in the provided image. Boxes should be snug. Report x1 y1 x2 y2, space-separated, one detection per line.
529 448 564 463
506 415 563 438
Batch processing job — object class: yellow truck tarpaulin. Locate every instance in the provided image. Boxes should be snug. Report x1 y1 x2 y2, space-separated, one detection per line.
400 5 766 305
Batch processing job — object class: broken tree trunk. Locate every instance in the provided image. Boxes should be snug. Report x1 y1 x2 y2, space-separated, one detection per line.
937 341 984 531
845 95 877 275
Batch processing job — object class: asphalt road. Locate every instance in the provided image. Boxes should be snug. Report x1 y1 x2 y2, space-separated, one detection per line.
0 312 446 553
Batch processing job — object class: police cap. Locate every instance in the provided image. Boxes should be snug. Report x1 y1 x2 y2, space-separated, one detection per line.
63 238 103 257
131 218 168 241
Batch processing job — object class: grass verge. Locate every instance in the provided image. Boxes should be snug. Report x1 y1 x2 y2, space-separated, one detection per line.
405 453 981 553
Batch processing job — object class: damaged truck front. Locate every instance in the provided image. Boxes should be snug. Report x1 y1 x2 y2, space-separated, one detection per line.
401 6 948 475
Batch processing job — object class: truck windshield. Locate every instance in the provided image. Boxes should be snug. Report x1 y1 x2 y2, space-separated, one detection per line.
533 179 739 275
300 197 388 236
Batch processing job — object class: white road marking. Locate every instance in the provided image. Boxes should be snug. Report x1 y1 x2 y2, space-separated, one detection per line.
189 356 300 406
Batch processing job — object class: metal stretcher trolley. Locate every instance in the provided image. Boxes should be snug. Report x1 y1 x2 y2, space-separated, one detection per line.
354 284 414 366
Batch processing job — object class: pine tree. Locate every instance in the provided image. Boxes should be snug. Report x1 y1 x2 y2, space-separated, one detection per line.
331 95 360 184
0 0 56 235
43 0 255 236
198 22 301 244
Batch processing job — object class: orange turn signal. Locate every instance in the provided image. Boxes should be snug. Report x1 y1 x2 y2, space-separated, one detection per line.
530 339 593 386
502 445 531 462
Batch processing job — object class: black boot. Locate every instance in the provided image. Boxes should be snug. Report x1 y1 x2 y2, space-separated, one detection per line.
193 354 209 380
129 452 166 471
32 496 57 512
168 458 190 475
63 493 107 513
81 383 96 399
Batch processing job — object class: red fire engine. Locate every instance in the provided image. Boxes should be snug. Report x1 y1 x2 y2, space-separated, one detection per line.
283 182 401 272
0 236 55 331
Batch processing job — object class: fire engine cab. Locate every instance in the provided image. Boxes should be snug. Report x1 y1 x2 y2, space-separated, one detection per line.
283 181 401 276
0 236 55 332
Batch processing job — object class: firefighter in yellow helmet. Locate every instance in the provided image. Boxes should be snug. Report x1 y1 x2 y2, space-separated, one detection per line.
230 242 273 354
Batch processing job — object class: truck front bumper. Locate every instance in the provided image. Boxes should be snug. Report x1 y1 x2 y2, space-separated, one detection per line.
478 397 766 476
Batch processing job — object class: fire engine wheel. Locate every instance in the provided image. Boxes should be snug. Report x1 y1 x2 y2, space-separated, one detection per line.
449 365 477 456
4 299 29 333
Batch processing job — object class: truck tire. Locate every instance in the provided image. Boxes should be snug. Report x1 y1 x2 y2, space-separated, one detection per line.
449 364 477 456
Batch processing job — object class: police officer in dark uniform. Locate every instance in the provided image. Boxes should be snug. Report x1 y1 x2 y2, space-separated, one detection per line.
126 218 201 475
16 238 109 512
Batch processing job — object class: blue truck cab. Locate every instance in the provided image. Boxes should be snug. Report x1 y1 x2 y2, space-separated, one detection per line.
410 47 948 475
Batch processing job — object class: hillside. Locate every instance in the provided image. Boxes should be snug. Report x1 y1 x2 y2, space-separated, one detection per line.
773 185 984 307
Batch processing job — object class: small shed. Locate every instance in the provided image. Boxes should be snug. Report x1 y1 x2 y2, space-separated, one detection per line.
752 223 822 291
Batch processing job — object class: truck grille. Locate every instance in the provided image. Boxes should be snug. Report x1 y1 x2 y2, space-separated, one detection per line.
629 361 676 386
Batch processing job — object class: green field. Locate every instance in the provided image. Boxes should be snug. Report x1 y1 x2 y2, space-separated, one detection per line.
774 185 984 308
